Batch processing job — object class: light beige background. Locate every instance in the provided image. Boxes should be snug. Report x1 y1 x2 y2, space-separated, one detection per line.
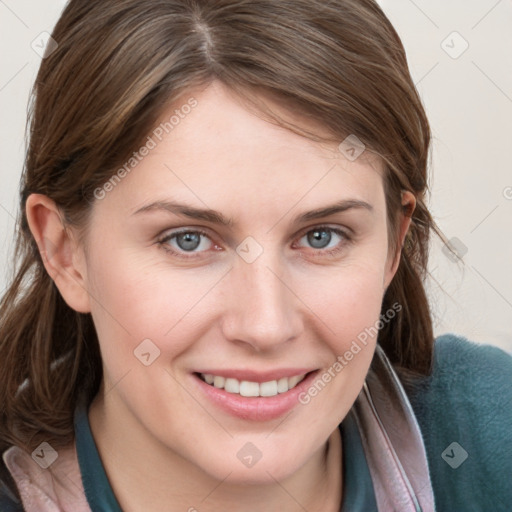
1 1 511 352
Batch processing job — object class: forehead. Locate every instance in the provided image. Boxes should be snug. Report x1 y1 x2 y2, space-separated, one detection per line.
94 81 386 221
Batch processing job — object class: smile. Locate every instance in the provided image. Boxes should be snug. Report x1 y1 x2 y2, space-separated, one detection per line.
192 369 319 421
198 373 307 397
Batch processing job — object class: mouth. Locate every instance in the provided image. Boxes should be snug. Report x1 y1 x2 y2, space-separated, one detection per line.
191 369 319 421
197 372 308 397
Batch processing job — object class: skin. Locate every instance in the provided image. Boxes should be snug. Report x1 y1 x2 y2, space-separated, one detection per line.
26 81 415 512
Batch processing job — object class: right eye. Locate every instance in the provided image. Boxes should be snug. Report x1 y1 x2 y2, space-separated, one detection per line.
157 229 219 259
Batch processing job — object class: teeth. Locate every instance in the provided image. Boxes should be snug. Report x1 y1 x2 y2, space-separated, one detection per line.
213 376 225 388
200 373 307 396
240 381 260 397
277 377 289 393
260 380 278 397
224 378 240 394
288 375 305 388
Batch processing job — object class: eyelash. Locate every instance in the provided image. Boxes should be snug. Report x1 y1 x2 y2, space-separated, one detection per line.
157 226 352 260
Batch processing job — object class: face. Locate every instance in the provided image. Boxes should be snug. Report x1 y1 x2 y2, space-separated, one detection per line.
77 81 406 483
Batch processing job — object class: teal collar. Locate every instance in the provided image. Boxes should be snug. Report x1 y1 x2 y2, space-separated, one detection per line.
74 402 123 511
339 410 378 511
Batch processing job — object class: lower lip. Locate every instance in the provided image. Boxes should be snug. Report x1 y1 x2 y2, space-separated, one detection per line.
192 370 319 421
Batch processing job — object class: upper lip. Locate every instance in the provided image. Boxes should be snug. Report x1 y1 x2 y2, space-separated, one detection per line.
194 368 316 383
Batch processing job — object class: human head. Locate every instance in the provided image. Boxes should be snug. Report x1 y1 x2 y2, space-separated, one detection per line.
1 0 436 474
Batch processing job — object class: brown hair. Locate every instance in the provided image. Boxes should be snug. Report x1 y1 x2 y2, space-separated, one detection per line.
0 0 447 482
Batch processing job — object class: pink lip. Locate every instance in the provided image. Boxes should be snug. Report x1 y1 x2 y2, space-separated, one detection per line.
191 370 319 422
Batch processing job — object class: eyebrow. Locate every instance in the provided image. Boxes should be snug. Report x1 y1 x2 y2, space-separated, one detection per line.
131 198 373 226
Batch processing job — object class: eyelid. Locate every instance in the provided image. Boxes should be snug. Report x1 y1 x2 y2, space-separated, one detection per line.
295 223 352 240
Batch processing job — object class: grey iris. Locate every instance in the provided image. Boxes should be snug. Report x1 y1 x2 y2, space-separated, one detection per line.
308 229 331 249
177 232 201 251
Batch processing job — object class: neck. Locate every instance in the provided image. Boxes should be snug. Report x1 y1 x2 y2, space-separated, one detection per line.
88 391 343 512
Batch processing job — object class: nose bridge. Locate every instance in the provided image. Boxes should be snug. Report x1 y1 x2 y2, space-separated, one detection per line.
221 246 301 350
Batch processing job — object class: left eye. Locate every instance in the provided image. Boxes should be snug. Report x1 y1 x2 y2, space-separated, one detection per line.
296 227 347 251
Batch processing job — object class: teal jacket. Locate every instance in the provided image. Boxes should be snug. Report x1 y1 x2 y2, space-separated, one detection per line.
1 334 511 511
408 334 512 510
340 334 512 511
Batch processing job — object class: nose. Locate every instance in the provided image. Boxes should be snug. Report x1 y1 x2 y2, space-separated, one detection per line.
220 251 302 352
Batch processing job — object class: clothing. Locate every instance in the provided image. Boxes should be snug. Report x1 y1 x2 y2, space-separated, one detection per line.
1 333 511 511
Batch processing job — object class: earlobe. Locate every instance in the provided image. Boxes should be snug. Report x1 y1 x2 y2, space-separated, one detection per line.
383 190 416 290
25 194 91 313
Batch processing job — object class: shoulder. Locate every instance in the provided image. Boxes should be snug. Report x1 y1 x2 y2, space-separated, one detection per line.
431 332 512 378
407 333 512 511
1 441 88 511
0 479 23 512
414 333 512 419
0 450 24 512
408 333 512 418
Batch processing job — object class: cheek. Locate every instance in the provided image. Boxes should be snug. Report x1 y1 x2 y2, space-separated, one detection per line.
293 260 389 412
84 242 227 364
297 250 389 340
330 268 385 331
314 271 383 387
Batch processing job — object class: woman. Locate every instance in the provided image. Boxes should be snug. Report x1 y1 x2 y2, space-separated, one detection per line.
0 1 510 510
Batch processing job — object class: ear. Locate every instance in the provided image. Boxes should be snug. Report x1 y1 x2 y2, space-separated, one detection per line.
383 190 416 290
25 193 91 313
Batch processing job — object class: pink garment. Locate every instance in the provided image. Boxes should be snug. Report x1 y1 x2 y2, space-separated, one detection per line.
2 442 91 511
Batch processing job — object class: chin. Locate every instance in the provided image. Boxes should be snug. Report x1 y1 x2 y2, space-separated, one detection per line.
193 445 307 485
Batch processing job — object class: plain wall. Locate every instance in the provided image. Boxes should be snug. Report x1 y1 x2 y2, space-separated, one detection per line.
0 0 511 352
